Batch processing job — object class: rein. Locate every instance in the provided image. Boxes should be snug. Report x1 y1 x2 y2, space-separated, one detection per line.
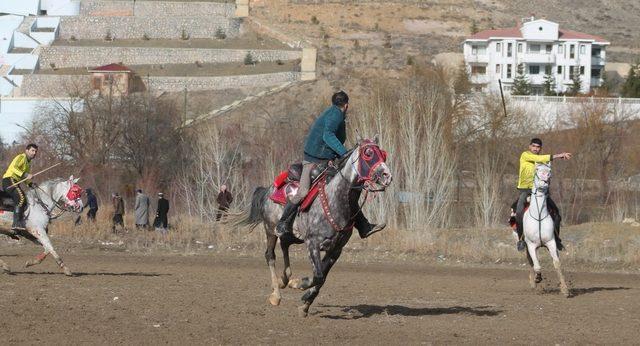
32 184 75 220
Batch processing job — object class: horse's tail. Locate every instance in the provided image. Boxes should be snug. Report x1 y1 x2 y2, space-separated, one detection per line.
234 186 269 230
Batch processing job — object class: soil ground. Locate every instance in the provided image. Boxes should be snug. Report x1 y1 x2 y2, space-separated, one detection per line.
0 242 638 344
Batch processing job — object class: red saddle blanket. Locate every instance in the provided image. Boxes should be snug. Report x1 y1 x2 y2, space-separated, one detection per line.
269 170 322 212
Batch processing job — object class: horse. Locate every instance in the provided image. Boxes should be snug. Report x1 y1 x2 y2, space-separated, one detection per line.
238 136 392 317
0 176 84 276
522 164 570 297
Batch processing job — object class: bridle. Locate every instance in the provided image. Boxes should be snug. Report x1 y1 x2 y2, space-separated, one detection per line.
32 183 83 219
335 140 389 193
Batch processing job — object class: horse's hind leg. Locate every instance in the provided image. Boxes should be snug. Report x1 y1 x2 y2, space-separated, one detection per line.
265 232 282 306
289 238 324 292
547 241 570 297
280 239 293 289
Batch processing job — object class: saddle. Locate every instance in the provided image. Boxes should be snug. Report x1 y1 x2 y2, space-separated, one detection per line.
269 161 333 211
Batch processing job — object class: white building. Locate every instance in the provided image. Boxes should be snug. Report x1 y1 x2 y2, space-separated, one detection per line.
463 17 609 94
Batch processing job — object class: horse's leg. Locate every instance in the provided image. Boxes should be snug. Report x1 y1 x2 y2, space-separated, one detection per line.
280 239 293 289
264 230 282 306
526 242 543 284
298 232 351 318
289 237 324 291
0 258 10 274
27 227 72 276
525 247 536 289
546 240 570 297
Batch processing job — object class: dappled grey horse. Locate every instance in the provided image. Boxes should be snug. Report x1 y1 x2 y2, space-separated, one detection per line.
0 176 84 276
239 137 392 317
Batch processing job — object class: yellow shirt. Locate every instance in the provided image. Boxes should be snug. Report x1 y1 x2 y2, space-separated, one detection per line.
517 151 551 189
3 153 31 182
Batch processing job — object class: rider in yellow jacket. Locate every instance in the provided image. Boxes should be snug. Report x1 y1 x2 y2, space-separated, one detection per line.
2 144 38 231
513 138 571 252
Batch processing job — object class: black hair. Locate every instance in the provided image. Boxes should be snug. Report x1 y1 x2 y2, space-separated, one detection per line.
331 91 349 107
26 143 38 150
530 138 543 146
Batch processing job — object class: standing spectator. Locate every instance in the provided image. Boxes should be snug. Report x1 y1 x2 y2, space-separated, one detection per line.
216 184 233 221
134 189 150 229
154 192 170 232
112 192 125 232
86 188 99 222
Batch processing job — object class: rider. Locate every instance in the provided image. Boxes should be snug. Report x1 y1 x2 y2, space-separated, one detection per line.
275 91 385 240
513 138 571 252
2 143 38 231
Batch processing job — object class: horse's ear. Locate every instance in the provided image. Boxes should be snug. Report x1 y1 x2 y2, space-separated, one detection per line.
373 134 380 144
73 177 80 183
68 175 74 181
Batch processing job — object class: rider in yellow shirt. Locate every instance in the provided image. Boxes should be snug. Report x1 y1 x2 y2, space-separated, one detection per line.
2 144 38 231
513 138 571 252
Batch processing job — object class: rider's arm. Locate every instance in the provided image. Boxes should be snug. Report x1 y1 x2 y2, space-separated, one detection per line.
521 151 552 164
7 154 27 181
322 111 348 157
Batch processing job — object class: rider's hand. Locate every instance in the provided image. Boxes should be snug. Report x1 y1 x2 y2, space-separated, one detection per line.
563 153 573 160
26 174 34 180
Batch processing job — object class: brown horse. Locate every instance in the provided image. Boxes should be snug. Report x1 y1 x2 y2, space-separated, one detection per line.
238 137 392 317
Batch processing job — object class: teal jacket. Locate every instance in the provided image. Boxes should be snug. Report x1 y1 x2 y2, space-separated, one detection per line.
303 105 348 162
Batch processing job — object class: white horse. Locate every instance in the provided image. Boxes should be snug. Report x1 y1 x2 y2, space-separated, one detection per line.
0 176 84 276
522 163 570 297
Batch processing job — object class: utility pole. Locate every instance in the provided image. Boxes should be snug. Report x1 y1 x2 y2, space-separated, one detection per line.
183 85 188 124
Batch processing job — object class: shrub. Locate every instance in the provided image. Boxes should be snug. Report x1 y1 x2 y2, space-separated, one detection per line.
310 15 319 25
244 52 255 65
142 33 150 41
275 59 284 66
180 29 190 40
215 28 226 40
104 30 113 41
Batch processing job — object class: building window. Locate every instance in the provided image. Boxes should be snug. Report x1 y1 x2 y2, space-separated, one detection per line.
507 43 512 57
580 66 585 75
496 42 501 53
91 76 102 89
545 65 552 75
496 64 501 74
517 43 523 53
558 45 564 54
545 45 552 54
580 45 586 55
528 44 541 53
592 47 601 57
570 45 575 59
507 64 512 78
471 65 486 75
472 45 478 55
557 66 562 74
592 68 601 78
529 65 540 75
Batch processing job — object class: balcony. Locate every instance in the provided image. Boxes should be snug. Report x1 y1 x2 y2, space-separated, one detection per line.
470 74 490 84
521 54 556 64
466 54 489 64
591 56 605 66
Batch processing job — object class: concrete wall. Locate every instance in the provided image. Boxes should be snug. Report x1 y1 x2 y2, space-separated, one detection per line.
58 16 241 40
21 71 300 96
0 0 40 16
79 0 235 17
39 46 301 68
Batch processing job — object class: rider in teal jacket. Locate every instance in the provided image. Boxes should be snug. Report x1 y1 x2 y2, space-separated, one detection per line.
275 91 384 241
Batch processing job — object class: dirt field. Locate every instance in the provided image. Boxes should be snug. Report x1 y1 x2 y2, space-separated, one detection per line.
0 242 638 344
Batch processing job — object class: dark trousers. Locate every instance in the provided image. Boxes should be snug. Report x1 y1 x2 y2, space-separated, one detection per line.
112 213 124 229
2 177 26 209
157 213 168 228
87 208 98 221
216 206 228 221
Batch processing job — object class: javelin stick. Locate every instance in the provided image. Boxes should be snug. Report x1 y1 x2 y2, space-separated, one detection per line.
7 162 62 189
499 79 508 117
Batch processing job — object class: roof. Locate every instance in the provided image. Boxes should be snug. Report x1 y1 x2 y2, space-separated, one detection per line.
88 63 133 73
467 27 609 44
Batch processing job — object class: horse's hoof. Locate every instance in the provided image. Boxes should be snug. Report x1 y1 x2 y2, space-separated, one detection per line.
288 278 302 290
278 277 288 289
268 293 281 306
297 305 309 318
535 273 543 283
561 287 571 298
1 265 10 274
63 267 73 277
25 261 35 268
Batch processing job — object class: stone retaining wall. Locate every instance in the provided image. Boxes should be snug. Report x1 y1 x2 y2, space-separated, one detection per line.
39 46 301 69
20 72 299 96
79 0 235 17
58 16 241 40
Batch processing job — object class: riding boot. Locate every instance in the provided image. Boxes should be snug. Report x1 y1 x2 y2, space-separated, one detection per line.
353 211 386 239
11 205 26 231
275 202 299 238
551 213 564 251
515 219 526 252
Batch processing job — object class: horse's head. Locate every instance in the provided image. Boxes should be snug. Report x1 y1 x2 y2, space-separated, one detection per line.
534 163 552 192
52 175 84 212
349 134 392 191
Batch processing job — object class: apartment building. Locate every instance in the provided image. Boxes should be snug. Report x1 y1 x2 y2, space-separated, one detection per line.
463 17 609 94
